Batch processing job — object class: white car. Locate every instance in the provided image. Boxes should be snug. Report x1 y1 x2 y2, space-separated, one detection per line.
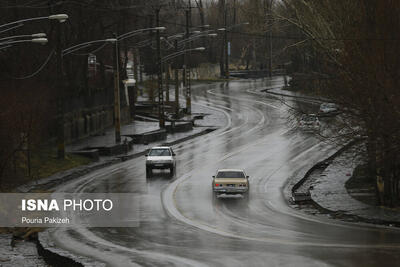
212 169 249 199
299 114 320 131
319 103 339 116
145 146 176 177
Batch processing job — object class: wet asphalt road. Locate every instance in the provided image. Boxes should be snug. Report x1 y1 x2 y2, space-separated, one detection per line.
51 78 400 266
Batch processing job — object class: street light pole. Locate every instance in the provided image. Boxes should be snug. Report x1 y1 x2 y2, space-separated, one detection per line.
133 47 139 103
174 39 180 118
268 8 273 78
156 8 165 128
184 6 192 114
113 33 121 143
224 5 229 79
165 63 170 103
56 18 65 159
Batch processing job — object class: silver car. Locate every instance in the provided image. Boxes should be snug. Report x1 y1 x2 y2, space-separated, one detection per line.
299 114 320 131
145 146 176 177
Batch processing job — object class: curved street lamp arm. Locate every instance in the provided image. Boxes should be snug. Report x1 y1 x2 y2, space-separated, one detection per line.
62 44 92 56
0 16 48 30
0 24 23 34
0 35 26 42
161 51 185 62
0 39 33 46
177 32 216 46
0 14 68 34
117 29 147 41
0 33 46 42
0 45 12 51
161 47 205 63
62 39 116 56
191 29 214 36
161 38 175 49
117 27 166 42
0 39 47 50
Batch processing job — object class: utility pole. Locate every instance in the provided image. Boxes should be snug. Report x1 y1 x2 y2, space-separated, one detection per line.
224 4 229 79
268 19 272 78
174 39 180 118
133 47 139 100
56 21 65 159
113 33 121 143
165 64 170 102
156 8 165 128
184 5 192 114
267 0 273 77
219 0 225 77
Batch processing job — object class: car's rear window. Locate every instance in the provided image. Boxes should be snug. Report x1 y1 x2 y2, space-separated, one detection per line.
149 149 171 156
216 171 245 178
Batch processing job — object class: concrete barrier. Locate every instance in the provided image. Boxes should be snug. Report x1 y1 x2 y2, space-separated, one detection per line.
129 129 167 144
72 149 100 161
166 121 193 133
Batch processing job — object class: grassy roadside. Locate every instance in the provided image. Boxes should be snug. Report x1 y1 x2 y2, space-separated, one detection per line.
29 147 93 180
0 146 94 238
1 146 93 193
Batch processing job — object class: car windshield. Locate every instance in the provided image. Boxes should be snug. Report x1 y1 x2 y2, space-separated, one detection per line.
302 115 317 122
149 149 171 156
216 171 245 178
321 103 336 109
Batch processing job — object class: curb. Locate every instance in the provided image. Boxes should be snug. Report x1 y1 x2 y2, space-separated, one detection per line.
291 140 358 196
37 230 105 267
291 139 400 228
309 151 400 228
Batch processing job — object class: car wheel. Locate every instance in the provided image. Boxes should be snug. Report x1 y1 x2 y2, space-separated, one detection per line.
169 166 174 174
212 192 219 204
146 167 152 177
243 192 249 200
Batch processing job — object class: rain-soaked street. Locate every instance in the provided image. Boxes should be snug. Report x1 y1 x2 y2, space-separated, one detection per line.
49 78 400 266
